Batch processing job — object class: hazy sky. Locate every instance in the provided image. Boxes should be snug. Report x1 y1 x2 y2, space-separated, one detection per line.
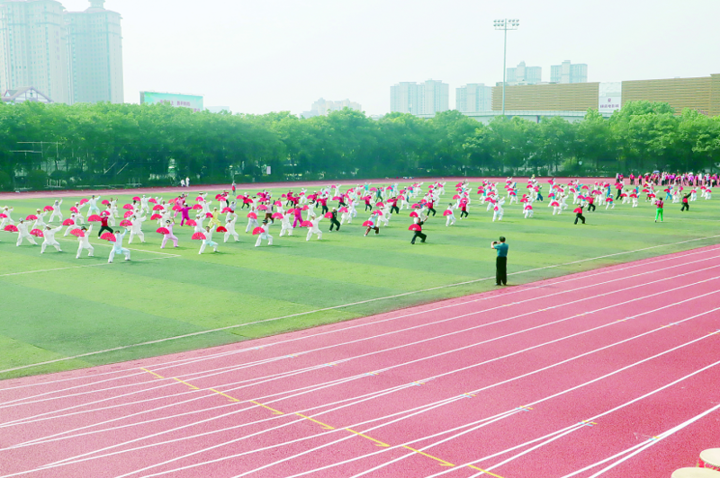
64 0 720 116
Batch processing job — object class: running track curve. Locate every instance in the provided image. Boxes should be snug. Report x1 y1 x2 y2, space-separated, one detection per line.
1 245 719 478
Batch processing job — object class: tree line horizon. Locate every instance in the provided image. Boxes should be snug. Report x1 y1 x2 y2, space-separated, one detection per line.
0 100 718 191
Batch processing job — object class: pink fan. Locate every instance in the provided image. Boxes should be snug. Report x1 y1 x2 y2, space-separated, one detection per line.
221 207 232 213
148 198 157 204
100 210 110 216
192 232 206 240
172 205 181 212
443 210 452 216
88 215 102 222
452 195 460 200
409 211 419 218
195 196 204 202
205 213 214 218
120 220 132 227
376 202 384 208
247 212 257 220
252 227 265 235
192 204 203 210
0 214 5 219
101 200 111 205
123 211 134 219
4 224 18 232
287 209 296 215
30 229 43 237
70 207 79 213
62 219 75 226
132 196 141 201
215 194 225 200
153 204 164 211
257 205 268 211
185 219 197 226
151 214 162 220
100 232 116 242
362 220 374 227
123 204 134 210
44 205 54 211
408 224 421 231
70 229 85 238
216 226 227 233
156 227 170 235
301 205 309 211
324 212 333 219
339 207 349 213
272 213 283 219
274 201 282 207
373 210 383 216
301 221 313 227
370 187 377 191
26 214 38 221
79 198 89 205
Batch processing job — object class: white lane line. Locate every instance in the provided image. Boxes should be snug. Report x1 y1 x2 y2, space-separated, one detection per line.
2 234 718 376
4 244 718 394
126 300 720 478
5 256 716 414
239 314 720 478
24 295 720 477
0 256 179 278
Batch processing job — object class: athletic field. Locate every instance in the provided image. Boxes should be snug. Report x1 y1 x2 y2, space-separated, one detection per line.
0 178 718 381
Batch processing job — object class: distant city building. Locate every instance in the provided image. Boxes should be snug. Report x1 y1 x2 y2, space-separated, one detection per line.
456 83 492 112
506 61 542 85
66 0 124 104
0 0 71 103
301 98 361 118
551 60 588 84
391 79 449 116
0 0 124 105
140 92 204 112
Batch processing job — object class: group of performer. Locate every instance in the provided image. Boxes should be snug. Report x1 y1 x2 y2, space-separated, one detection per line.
0 175 712 262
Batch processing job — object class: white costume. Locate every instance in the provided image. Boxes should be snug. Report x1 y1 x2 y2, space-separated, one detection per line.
199 229 218 254
306 217 322 241
108 230 131 262
76 226 94 258
254 223 273 247
128 216 146 243
224 216 240 242
49 200 63 223
41 226 63 253
16 221 38 246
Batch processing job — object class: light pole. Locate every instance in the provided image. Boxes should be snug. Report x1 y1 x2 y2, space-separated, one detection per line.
494 18 519 116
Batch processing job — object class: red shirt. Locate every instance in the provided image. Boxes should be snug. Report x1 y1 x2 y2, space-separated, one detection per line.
101 217 109 227
656 201 664 209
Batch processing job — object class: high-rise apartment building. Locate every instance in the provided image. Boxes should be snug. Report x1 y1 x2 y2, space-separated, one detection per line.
506 61 542 85
391 80 448 116
456 83 492 112
0 0 70 103
0 0 123 104
551 60 588 84
66 0 123 104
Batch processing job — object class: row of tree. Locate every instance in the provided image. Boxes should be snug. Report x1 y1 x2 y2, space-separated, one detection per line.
0 100 718 191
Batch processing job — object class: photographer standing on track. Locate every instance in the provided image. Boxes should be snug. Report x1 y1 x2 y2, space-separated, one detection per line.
491 236 509 286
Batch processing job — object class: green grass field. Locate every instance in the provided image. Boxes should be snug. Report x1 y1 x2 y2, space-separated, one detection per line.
1 182 718 380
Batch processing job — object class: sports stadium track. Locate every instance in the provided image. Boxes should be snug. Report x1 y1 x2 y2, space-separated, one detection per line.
1 245 719 478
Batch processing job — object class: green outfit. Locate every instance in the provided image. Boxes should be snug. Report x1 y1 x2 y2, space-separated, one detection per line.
655 208 664 222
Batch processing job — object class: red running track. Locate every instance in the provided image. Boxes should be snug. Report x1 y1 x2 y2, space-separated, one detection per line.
1 246 720 478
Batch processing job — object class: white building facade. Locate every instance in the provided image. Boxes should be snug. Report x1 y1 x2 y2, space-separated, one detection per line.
391 79 448 116
66 0 124 104
506 61 542 85
551 60 588 84
456 83 492 112
0 0 70 103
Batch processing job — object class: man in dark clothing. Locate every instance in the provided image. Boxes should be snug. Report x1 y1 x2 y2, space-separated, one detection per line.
491 236 509 286
329 208 341 231
681 193 691 211
98 215 114 237
411 220 427 244
574 206 586 225
587 197 596 211
390 198 400 215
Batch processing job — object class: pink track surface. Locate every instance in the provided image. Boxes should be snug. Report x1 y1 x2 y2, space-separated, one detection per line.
2 246 719 478
0 177 612 200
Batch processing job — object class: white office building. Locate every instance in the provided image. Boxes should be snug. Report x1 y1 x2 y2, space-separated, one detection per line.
391 79 448 116
506 61 542 85
66 0 124 104
456 83 492 112
0 0 70 103
551 60 588 84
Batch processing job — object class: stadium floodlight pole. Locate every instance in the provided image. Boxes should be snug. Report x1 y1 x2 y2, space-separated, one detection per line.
494 18 519 116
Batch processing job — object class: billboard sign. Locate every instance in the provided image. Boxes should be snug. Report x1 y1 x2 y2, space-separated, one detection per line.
599 96 621 114
140 92 204 112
